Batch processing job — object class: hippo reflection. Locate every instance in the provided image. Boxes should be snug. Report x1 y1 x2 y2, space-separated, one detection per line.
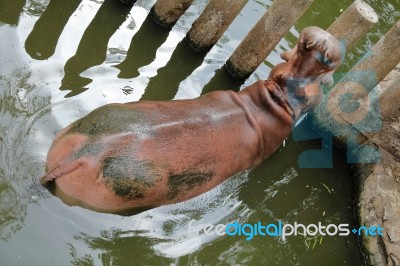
41 26 343 213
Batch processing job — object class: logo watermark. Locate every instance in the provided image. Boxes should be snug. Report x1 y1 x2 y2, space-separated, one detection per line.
290 46 384 168
188 220 383 241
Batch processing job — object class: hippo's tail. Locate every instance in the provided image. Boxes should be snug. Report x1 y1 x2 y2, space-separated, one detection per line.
40 159 83 185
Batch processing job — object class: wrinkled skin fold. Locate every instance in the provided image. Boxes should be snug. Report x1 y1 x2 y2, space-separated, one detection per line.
41 26 343 213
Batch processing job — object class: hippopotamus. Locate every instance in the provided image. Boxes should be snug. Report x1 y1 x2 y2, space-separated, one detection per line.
41 26 343 213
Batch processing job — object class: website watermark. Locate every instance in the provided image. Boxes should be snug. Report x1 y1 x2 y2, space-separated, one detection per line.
188 220 383 241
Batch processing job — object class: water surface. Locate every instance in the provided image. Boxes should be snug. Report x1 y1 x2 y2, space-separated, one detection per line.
1 0 399 264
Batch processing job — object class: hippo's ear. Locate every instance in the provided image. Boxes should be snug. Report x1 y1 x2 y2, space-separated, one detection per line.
305 40 316 50
299 32 316 51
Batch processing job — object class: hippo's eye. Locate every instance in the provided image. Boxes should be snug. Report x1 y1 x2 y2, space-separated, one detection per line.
323 52 333 65
317 53 332 66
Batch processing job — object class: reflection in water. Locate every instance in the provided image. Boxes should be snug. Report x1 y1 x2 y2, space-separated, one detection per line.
140 39 207 101
0 0 26 25
0 170 26 241
115 13 170 79
61 0 134 96
25 0 82 60
0 64 56 242
68 231 172 265
69 172 250 264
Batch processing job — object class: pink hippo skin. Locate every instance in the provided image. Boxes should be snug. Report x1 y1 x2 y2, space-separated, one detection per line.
41 26 343 213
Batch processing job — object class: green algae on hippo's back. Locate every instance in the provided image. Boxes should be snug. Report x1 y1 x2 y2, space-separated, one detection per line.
67 104 148 137
102 156 161 200
167 171 214 200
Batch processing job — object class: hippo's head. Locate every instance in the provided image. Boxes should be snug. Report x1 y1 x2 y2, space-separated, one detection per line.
269 26 343 119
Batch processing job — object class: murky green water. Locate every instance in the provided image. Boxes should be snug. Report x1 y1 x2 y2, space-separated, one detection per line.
0 0 399 265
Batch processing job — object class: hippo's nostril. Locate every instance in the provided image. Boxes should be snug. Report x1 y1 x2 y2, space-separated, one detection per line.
275 73 288 84
280 52 289 62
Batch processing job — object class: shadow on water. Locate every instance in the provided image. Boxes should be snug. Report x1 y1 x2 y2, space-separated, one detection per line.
0 0 26 25
201 67 244 95
60 0 134 97
114 12 170 79
25 0 82 60
140 39 207 101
